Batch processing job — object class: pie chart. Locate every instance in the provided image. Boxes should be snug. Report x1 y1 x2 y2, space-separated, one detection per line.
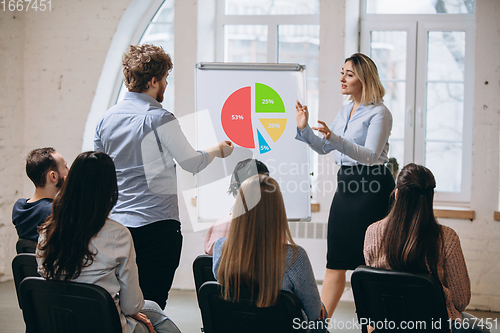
221 83 287 154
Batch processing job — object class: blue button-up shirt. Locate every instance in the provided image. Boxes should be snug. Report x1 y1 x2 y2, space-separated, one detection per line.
95 92 210 227
296 101 392 166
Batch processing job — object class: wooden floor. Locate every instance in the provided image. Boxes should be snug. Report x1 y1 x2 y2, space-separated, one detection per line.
1 279 499 333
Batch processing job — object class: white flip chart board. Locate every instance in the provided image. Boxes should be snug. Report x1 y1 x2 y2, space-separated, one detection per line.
195 63 311 222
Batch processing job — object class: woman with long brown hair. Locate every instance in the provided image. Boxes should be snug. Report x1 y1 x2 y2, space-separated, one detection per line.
364 163 489 333
37 151 180 333
212 175 326 331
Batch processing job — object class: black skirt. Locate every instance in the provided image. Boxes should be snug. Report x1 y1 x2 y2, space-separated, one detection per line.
327 165 395 270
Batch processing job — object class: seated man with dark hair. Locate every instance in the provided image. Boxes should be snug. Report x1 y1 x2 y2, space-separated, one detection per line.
12 147 68 242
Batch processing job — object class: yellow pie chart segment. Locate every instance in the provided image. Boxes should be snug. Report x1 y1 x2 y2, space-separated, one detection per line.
259 119 287 142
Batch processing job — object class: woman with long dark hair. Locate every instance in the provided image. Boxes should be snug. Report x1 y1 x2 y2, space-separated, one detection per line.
364 163 489 333
37 151 180 333
213 175 326 332
296 53 394 317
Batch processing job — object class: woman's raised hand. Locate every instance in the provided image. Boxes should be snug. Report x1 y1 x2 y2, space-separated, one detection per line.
296 100 309 131
312 120 331 140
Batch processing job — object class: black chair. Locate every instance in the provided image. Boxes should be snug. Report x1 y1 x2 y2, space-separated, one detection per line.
12 253 40 309
16 238 37 254
19 277 122 333
192 254 216 297
198 281 307 333
351 265 449 333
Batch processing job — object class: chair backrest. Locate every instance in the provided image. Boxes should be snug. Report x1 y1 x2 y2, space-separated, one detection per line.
351 265 449 333
12 253 40 309
16 238 37 254
192 254 216 297
198 281 307 333
19 277 122 333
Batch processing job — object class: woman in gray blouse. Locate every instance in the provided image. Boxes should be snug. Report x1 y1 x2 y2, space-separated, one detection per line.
295 53 395 319
37 152 180 333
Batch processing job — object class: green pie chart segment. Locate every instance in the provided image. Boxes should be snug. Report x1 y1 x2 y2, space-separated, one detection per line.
255 83 285 113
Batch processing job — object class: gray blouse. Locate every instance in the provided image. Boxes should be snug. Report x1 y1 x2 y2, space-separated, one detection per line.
296 101 392 166
37 219 144 333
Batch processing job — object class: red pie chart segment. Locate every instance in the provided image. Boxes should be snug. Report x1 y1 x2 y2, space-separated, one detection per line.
221 86 255 148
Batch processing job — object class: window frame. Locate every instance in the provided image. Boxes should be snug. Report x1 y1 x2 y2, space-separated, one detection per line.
214 0 321 197
82 0 167 151
360 1 475 205
215 0 319 63
114 0 175 111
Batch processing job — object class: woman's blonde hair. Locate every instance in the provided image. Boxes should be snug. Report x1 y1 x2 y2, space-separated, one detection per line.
217 175 297 307
345 53 385 105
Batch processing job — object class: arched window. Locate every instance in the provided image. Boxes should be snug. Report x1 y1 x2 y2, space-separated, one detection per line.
83 0 174 151
116 0 175 111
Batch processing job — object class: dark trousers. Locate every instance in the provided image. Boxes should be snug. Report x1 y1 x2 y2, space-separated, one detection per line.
128 220 183 310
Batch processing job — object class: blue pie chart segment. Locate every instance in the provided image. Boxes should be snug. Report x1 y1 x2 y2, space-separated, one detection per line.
257 129 271 154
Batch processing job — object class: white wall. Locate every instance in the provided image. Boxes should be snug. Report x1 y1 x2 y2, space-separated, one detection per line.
0 0 499 312
463 0 500 311
0 11 26 279
0 0 132 281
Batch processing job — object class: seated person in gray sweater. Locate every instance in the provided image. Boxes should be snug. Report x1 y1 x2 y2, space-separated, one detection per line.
213 175 327 333
12 147 68 242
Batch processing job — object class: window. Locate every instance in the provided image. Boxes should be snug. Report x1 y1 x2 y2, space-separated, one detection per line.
224 0 319 15
360 0 475 204
83 0 175 151
215 0 320 189
215 0 319 109
366 0 474 14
